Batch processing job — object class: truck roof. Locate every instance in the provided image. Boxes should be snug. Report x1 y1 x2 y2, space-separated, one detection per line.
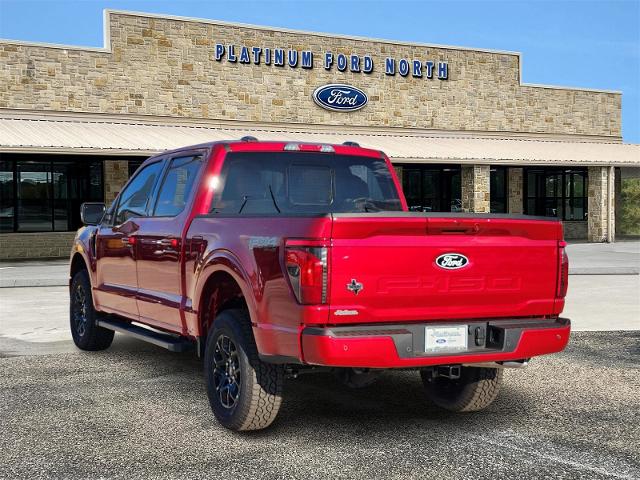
148 139 385 161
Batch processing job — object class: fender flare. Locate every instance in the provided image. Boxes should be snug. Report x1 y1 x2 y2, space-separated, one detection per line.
193 249 259 330
69 244 93 285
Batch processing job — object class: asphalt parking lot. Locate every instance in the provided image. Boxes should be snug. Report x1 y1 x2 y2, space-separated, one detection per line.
0 332 639 480
0 242 638 479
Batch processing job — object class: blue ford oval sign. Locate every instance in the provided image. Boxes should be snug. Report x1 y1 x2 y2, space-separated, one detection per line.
312 84 368 112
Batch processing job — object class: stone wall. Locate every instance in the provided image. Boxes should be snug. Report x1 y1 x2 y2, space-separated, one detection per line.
563 222 588 240
461 165 490 213
0 232 76 259
507 167 524 214
0 11 621 138
587 166 614 242
104 160 129 205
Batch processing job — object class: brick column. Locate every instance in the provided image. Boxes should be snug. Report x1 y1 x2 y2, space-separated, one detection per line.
507 167 524 214
104 160 129 205
587 166 615 242
461 165 490 213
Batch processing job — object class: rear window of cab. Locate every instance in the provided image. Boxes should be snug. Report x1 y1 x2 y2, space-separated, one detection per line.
210 152 402 215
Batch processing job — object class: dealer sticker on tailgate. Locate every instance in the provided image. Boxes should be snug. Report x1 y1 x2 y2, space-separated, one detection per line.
425 326 468 353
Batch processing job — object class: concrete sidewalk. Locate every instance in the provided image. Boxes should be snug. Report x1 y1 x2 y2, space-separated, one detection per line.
0 260 69 288
565 241 640 275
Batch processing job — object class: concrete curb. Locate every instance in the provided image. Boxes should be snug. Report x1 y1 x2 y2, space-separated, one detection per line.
0 279 68 288
1 268 638 288
569 267 640 275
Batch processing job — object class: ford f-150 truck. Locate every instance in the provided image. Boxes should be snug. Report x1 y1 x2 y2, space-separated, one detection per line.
70 139 570 431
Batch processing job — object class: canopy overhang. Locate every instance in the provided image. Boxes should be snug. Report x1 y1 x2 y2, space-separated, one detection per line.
1 110 638 167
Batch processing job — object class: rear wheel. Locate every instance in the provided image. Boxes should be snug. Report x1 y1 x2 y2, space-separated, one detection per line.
70 269 114 351
420 366 503 412
204 309 284 431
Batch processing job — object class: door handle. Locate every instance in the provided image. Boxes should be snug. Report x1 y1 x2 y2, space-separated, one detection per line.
190 235 205 258
121 236 136 246
157 238 180 248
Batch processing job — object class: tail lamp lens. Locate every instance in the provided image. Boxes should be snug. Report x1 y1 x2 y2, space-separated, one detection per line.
557 244 569 298
285 246 328 304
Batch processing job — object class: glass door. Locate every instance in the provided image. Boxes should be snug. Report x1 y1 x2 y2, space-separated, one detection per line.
400 165 461 212
0 161 14 232
17 162 52 232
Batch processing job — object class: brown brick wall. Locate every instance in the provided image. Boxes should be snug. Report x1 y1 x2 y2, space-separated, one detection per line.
0 232 76 259
563 221 588 240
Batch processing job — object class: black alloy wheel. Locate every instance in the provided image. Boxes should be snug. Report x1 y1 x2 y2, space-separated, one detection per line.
69 269 114 351
212 334 241 409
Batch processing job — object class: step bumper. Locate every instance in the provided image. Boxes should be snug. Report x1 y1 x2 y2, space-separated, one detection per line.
301 317 570 368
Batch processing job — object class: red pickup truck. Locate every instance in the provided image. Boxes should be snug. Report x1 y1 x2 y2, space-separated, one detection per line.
70 139 570 431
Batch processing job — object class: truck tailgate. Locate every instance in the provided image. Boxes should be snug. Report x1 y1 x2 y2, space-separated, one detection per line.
328 214 563 323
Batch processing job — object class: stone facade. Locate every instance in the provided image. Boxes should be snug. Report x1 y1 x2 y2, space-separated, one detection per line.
507 167 524 214
0 232 76 259
461 165 490 213
0 10 627 258
564 222 588 240
104 160 130 204
588 166 615 242
0 11 621 138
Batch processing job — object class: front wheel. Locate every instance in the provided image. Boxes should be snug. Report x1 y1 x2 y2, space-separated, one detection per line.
420 366 503 412
204 309 284 431
70 269 114 351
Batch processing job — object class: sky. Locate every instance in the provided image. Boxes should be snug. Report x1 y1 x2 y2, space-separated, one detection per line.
0 0 638 142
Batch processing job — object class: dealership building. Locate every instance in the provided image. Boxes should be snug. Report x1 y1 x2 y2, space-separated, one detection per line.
0 10 639 259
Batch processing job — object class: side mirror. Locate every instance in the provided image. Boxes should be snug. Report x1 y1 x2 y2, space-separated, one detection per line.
80 202 105 226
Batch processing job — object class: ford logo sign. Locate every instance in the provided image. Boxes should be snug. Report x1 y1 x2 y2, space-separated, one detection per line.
312 84 368 112
435 253 469 270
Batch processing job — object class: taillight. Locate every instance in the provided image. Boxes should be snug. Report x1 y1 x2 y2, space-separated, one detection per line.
556 241 569 298
285 243 328 305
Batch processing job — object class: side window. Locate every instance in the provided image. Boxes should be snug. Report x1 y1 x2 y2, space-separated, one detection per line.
153 156 203 217
114 161 164 224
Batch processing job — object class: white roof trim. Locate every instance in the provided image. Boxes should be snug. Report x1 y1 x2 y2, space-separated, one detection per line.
0 9 622 95
1 115 637 167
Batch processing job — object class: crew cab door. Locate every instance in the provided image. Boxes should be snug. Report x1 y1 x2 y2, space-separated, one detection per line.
93 160 165 318
134 153 205 333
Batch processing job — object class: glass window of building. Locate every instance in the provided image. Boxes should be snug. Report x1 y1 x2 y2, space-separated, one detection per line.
524 168 588 220
128 159 144 178
400 165 462 212
490 166 508 213
0 155 105 233
0 161 15 233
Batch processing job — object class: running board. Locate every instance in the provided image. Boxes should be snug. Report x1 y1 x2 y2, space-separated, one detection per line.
97 318 194 352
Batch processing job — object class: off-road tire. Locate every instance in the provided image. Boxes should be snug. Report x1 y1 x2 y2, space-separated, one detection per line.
70 269 114 351
204 309 284 431
420 366 503 412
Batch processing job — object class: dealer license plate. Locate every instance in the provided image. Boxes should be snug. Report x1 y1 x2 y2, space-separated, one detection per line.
425 325 468 353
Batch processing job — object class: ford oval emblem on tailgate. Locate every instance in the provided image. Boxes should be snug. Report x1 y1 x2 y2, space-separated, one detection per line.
435 253 469 270
312 84 368 112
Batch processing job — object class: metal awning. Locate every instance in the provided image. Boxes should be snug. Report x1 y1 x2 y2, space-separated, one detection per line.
1 111 638 167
